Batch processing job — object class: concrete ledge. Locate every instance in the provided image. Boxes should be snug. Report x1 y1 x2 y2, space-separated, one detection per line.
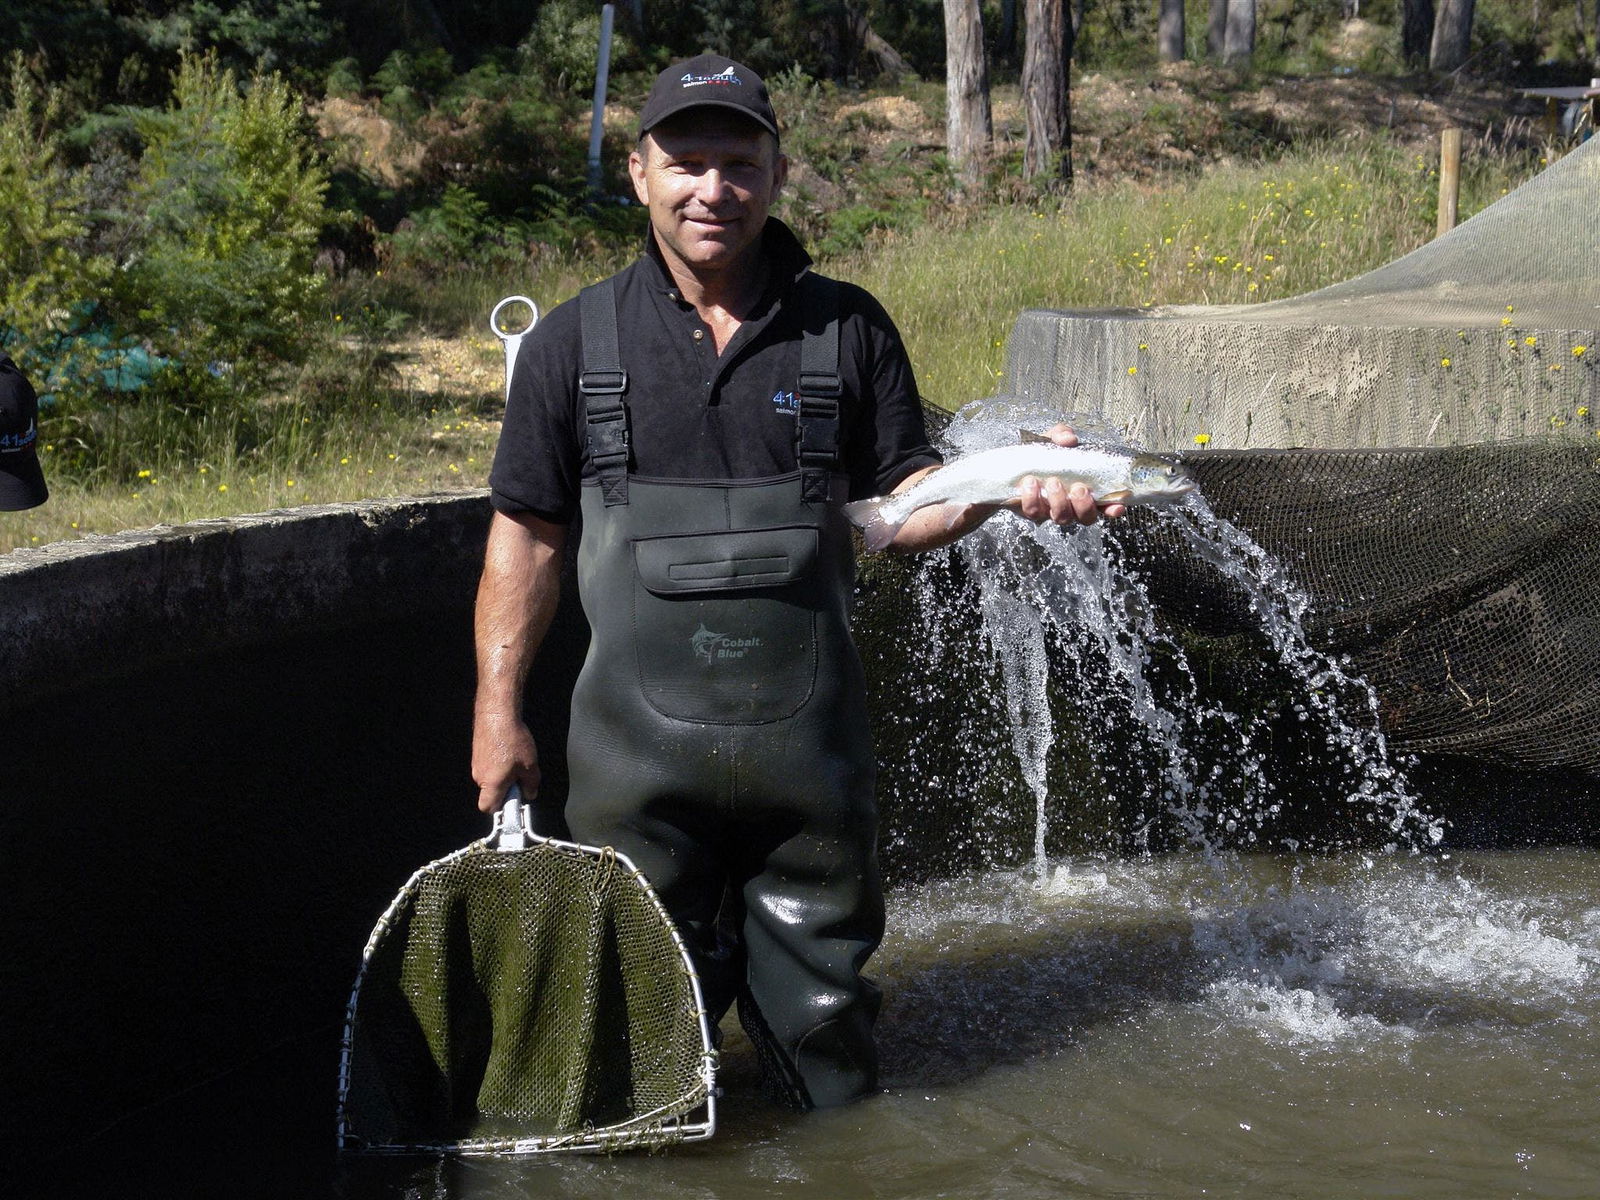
0 492 492 713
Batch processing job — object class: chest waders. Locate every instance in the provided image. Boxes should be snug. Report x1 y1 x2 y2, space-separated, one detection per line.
563 276 884 1110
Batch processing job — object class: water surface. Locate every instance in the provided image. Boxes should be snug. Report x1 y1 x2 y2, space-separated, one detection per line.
342 847 1600 1199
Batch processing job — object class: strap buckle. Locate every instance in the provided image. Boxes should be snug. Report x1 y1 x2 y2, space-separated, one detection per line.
579 369 629 395
797 371 842 399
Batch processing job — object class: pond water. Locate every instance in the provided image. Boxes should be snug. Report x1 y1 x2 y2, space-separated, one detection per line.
340 847 1600 1199
336 406 1599 1199
21 405 1598 1199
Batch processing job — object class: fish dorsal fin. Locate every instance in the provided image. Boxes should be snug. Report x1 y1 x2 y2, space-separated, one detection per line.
1017 428 1055 445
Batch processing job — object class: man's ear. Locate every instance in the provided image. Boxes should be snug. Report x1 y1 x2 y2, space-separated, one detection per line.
628 145 650 206
771 152 789 199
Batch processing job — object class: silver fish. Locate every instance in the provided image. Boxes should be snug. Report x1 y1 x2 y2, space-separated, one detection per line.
843 442 1195 552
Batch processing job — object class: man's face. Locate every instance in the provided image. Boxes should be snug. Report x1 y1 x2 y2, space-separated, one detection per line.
629 110 788 279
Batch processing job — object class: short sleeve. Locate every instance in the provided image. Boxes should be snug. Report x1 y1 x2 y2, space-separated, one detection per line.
838 284 942 500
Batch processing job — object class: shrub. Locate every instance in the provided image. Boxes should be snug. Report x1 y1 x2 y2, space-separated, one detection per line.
521 0 636 92
0 54 113 390
116 52 328 377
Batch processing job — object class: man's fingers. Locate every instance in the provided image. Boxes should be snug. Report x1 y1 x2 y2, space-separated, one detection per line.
475 769 536 814
1062 481 1098 525
1045 422 1078 447
1016 475 1045 521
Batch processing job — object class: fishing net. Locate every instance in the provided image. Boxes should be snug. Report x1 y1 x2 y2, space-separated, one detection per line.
337 809 716 1155
1001 136 1600 776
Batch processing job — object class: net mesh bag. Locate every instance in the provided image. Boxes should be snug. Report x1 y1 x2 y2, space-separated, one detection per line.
337 833 716 1154
1001 137 1600 776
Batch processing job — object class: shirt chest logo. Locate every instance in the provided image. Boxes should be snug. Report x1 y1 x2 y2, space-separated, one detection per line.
771 390 798 414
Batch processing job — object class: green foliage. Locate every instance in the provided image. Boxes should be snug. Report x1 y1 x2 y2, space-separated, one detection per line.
325 55 364 97
371 45 455 122
522 0 637 92
0 54 113 389
390 181 505 264
117 53 328 374
123 1 335 75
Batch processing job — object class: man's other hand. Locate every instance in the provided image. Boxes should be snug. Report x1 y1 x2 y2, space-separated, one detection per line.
471 711 540 813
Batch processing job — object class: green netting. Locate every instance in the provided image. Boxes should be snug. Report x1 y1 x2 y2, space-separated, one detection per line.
337 836 715 1154
1001 137 1600 777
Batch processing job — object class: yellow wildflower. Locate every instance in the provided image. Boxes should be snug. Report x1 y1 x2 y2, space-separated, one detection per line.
1441 358 1452 368
1193 433 1211 446
1574 345 1588 357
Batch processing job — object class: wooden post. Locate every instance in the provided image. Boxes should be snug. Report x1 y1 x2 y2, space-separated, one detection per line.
1437 127 1462 237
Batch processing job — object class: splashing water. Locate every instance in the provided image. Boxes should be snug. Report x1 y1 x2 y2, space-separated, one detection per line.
920 399 1446 876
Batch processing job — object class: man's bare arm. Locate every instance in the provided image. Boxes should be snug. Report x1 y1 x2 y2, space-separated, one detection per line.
471 509 567 813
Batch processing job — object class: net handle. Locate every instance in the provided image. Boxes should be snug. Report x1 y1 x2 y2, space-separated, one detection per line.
493 785 533 851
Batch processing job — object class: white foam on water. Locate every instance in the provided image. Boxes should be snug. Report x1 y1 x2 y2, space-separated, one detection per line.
1201 978 1417 1047
1343 871 1597 1000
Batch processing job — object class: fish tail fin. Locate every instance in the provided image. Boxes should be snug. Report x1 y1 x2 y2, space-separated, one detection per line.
843 497 904 553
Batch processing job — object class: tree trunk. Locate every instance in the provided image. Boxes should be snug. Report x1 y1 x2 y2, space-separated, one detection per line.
1429 0 1476 72
944 0 992 188
1159 0 1186 61
1401 0 1435 63
1000 0 1019 60
1223 0 1256 65
1207 0 1229 58
1023 0 1073 188
848 3 913 80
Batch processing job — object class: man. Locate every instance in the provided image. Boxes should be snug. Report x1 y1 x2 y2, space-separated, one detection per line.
472 54 1117 1110
1 354 48 511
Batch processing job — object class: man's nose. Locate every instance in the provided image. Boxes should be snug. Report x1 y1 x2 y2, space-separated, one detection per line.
695 168 733 204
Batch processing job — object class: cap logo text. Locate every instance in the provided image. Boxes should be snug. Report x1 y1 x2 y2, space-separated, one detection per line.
0 419 36 453
681 66 742 89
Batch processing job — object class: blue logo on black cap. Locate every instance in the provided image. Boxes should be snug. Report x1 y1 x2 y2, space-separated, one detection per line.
681 66 742 89
0 419 35 452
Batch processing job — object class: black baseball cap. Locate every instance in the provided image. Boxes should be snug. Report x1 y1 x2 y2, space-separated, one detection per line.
638 54 778 140
1 354 47 511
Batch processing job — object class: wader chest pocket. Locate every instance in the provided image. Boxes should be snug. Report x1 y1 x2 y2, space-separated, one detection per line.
631 527 819 723
634 527 818 595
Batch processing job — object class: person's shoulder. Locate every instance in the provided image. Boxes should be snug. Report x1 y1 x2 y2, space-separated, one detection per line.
796 270 893 319
800 272 904 352
522 259 644 349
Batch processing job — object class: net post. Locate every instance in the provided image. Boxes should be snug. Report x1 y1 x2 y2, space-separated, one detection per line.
1436 127 1462 238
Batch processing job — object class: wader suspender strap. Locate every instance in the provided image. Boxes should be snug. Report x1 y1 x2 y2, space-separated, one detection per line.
796 275 842 504
580 279 630 506
579 272 840 505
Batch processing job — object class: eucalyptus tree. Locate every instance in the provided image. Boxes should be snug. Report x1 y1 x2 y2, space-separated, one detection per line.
1022 0 1073 187
943 0 991 188
1159 0 1185 62
1429 0 1475 71
1224 0 1256 65
1402 0 1435 63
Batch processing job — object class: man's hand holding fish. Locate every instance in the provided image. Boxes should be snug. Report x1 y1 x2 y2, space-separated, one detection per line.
848 424 1195 554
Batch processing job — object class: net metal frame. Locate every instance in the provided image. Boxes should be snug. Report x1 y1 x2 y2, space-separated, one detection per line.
336 810 718 1156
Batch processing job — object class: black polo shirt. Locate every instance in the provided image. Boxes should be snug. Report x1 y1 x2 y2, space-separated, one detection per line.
489 219 941 524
